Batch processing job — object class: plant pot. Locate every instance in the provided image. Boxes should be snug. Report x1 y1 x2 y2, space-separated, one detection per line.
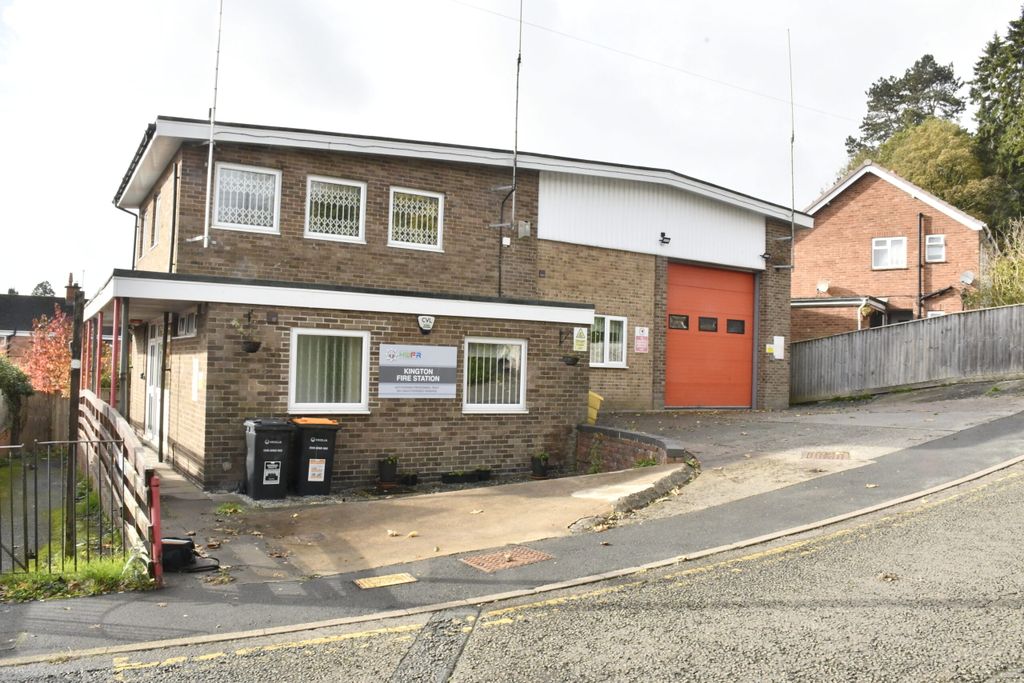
530 457 549 479
399 473 419 486
378 459 398 483
242 340 262 353
475 468 492 481
441 471 478 484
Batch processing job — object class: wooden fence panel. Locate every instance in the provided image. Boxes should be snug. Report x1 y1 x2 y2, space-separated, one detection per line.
791 304 1024 403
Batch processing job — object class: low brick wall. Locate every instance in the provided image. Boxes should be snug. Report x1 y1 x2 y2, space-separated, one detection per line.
576 424 699 474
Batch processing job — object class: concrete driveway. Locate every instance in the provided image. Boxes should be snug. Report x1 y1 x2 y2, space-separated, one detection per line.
600 378 1024 522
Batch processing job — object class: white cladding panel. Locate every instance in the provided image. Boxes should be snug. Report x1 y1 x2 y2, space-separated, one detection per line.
538 172 767 270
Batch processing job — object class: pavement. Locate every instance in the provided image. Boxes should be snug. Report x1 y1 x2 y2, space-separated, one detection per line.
1 379 1024 664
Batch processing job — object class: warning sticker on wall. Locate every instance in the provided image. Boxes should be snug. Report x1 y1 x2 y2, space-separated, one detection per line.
263 461 282 485
307 458 327 483
573 327 588 352
634 326 649 353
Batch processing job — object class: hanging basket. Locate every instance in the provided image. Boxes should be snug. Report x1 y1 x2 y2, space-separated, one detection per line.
242 340 262 353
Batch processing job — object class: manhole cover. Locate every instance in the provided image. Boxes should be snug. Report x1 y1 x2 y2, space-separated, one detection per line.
802 451 851 460
460 546 554 573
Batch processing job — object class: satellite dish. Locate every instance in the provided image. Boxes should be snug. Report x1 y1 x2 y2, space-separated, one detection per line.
960 271 975 286
815 279 830 294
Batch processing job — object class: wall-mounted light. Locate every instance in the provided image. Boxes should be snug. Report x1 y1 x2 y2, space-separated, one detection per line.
659 232 671 246
760 252 772 261
417 315 435 335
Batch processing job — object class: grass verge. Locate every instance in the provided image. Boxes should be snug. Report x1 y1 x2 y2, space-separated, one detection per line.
0 557 155 603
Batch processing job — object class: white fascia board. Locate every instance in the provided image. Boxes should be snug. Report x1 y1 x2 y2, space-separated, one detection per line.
0 330 31 337
135 118 812 227
86 274 593 326
84 277 115 320
807 166 986 231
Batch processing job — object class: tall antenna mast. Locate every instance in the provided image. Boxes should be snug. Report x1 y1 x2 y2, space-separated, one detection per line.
511 0 523 226
786 28 795 266
202 0 225 249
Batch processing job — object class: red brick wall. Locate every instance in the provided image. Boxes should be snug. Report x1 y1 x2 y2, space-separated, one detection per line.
166 144 539 300
791 306 862 342
200 303 588 490
794 174 981 318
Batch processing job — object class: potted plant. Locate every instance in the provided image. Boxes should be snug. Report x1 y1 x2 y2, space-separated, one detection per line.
530 452 549 479
232 312 261 353
474 467 492 482
378 457 398 484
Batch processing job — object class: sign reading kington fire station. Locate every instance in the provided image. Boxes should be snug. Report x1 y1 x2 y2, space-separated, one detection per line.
378 344 458 398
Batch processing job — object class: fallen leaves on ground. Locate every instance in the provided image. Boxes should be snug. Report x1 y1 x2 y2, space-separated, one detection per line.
866 483 879 488
469 509 484 515
387 529 400 537
407 531 419 538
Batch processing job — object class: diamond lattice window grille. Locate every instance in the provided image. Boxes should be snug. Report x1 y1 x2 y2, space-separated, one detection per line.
216 166 278 229
308 180 363 237
391 191 441 247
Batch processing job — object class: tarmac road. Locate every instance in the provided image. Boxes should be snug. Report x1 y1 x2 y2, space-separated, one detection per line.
5 463 1024 682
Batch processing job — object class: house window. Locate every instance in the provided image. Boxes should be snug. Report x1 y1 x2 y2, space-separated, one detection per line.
288 329 370 413
150 194 160 249
214 163 282 234
389 187 444 251
925 234 946 263
926 310 947 318
174 310 197 339
305 176 366 242
138 212 146 259
872 237 907 269
590 315 627 367
463 338 527 413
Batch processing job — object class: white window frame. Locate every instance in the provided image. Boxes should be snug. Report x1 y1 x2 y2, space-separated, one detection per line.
388 187 445 252
590 315 628 368
173 308 198 339
303 175 367 244
150 193 160 250
462 337 528 414
926 310 947 318
287 328 371 414
925 234 946 263
212 162 283 235
871 236 907 270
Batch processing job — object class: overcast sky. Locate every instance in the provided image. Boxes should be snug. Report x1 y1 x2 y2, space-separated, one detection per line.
0 0 1019 296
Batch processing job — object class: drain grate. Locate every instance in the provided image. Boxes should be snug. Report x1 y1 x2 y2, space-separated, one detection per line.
354 572 418 589
460 545 554 573
802 451 851 460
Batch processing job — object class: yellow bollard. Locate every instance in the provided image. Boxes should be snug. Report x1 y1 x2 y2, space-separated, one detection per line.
587 391 604 425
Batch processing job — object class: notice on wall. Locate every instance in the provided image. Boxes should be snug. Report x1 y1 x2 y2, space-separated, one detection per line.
573 327 588 352
307 458 326 483
634 326 650 353
263 460 282 486
772 335 785 360
379 344 458 398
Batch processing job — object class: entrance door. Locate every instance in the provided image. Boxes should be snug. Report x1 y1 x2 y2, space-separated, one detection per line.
144 325 162 439
665 263 754 407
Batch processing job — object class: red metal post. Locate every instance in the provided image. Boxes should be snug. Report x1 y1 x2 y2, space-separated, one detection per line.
149 473 163 586
94 312 104 394
109 299 120 407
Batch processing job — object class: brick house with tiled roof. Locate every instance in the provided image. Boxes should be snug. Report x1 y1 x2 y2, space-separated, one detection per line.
791 163 990 342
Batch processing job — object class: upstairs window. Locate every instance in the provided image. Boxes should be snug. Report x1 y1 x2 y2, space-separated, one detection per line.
590 315 627 367
925 234 946 263
305 176 366 243
872 237 907 270
389 187 444 251
214 163 282 234
174 309 197 339
150 194 160 249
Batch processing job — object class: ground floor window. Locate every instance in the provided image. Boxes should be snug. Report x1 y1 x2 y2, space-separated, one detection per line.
590 315 627 367
463 338 527 413
288 329 370 413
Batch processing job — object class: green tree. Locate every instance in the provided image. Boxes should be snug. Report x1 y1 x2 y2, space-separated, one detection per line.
964 218 1024 309
970 8 1024 224
30 281 54 297
872 118 1009 225
0 355 33 445
845 54 965 156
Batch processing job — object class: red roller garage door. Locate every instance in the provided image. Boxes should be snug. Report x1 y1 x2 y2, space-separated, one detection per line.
666 263 754 407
